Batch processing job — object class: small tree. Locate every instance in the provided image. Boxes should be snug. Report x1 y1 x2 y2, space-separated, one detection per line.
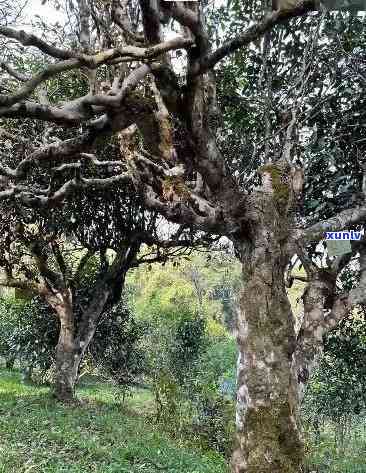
0 183 202 401
0 293 146 395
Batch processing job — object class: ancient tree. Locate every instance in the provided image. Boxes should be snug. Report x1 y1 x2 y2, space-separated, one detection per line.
1 0 366 471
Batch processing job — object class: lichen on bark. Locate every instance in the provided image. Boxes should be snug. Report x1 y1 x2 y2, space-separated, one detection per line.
258 162 291 213
233 185 303 473
162 176 191 202
243 403 304 473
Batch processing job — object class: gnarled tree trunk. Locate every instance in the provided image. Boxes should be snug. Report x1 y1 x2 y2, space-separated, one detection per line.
232 184 304 473
51 252 134 402
53 291 80 402
52 287 115 402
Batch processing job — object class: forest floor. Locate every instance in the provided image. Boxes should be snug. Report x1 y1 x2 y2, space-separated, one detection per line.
0 369 365 473
0 369 228 473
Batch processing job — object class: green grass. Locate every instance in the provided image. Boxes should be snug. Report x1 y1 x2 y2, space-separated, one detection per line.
305 423 366 473
0 369 229 473
2 369 365 473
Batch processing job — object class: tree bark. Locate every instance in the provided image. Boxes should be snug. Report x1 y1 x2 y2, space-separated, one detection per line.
294 270 336 401
52 250 134 401
53 291 80 402
54 335 80 402
232 185 304 473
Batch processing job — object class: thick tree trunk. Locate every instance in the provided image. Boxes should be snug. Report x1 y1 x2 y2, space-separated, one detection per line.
53 288 121 401
54 338 80 402
232 188 304 473
54 297 80 402
51 285 114 401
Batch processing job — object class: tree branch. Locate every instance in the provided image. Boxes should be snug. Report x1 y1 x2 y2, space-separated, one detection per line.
325 241 366 331
143 186 224 233
294 239 366 399
170 3 208 53
0 58 81 107
196 2 317 74
0 100 92 125
8 173 132 208
302 205 366 243
51 240 69 283
0 38 191 108
0 276 38 292
0 61 29 81
112 0 145 44
0 26 81 60
72 249 94 286
139 0 162 44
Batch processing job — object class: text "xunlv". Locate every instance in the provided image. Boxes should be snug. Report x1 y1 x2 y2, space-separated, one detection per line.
325 230 363 241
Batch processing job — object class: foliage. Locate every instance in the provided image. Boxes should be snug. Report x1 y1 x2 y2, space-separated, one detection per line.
2 246 238 453
128 252 239 455
145 312 208 427
146 311 236 456
129 251 240 331
170 316 207 384
188 338 237 457
196 338 238 399
0 297 28 368
0 294 146 395
303 311 366 422
212 3 366 230
192 394 236 457
304 420 366 473
89 300 146 401
0 296 59 375
148 313 207 434
302 310 366 470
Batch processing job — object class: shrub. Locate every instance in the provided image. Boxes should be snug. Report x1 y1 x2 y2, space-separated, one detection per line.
192 393 236 457
89 300 146 400
0 296 59 378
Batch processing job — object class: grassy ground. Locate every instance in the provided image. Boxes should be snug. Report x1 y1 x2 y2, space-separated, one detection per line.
0 369 229 473
2 369 365 473
305 423 366 473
